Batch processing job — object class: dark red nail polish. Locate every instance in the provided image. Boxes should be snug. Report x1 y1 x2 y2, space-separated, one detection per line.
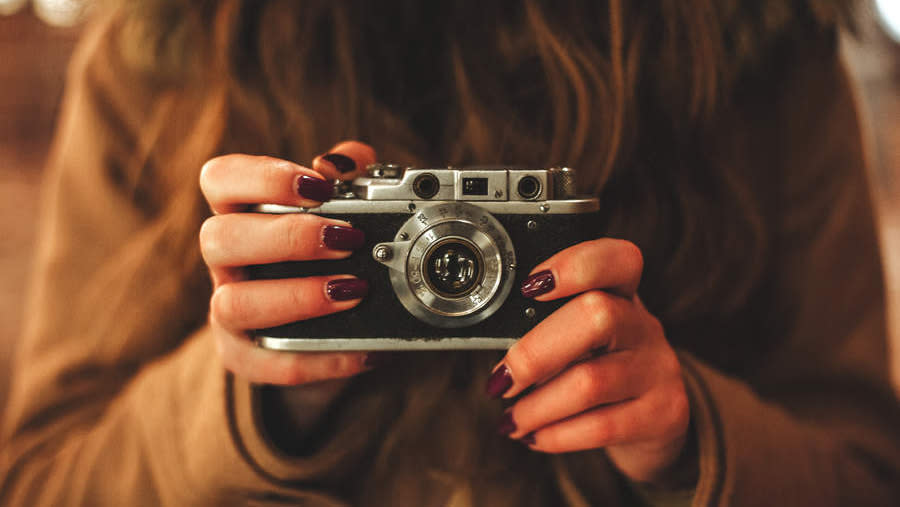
364 351 397 368
322 153 356 173
326 278 369 301
521 433 536 446
323 225 365 250
297 174 333 202
497 412 516 436
521 270 554 298
485 364 513 398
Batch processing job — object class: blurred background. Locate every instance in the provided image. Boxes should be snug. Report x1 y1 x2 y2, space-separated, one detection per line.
0 0 898 411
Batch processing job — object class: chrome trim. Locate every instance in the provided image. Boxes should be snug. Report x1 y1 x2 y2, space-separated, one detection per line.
257 336 518 351
255 198 599 215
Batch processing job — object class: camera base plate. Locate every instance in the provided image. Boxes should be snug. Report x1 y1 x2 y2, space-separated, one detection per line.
256 336 517 351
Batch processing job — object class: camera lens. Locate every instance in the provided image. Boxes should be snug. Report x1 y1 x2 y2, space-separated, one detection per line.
517 176 541 200
424 238 484 298
413 173 440 199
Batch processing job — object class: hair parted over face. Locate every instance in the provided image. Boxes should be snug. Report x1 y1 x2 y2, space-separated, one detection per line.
99 0 855 345
109 0 851 321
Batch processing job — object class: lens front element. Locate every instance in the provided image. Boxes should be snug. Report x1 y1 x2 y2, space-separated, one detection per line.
425 238 484 298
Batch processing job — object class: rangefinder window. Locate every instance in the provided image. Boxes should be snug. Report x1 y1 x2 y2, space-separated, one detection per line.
462 177 488 196
412 173 440 199
516 176 541 200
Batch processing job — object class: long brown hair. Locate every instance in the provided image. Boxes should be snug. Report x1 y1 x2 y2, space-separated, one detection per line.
99 0 854 340
84 0 853 498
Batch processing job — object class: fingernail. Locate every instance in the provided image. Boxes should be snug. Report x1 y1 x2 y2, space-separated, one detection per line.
497 411 516 436
364 351 397 368
521 433 536 446
322 153 356 174
326 278 369 301
485 364 513 399
297 174 333 202
521 270 554 298
323 225 365 250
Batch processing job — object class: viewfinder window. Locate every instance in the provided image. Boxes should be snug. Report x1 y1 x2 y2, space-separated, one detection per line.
462 178 488 196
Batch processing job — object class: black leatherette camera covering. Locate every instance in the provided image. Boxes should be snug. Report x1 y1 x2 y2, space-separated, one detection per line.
247 211 603 341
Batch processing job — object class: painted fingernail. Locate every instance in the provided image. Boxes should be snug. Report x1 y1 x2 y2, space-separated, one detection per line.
497 411 516 436
521 433 536 446
326 278 369 301
485 364 513 399
521 270 554 298
322 153 356 174
323 225 365 250
297 174 333 202
364 351 397 368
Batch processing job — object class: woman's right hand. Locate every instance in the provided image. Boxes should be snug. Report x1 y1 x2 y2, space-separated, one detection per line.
198 141 377 386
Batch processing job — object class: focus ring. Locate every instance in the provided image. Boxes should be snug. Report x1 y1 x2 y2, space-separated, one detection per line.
388 203 516 328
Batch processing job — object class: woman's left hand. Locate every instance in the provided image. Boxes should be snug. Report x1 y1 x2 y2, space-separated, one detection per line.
486 239 691 484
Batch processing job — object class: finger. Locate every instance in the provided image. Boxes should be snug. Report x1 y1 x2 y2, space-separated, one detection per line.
200 213 365 268
211 275 368 332
200 154 334 214
487 290 637 399
521 239 643 301
500 350 648 439
214 327 370 385
207 265 245 289
523 388 690 454
312 140 377 181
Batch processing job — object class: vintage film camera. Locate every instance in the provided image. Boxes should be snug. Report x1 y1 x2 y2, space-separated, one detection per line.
250 164 601 351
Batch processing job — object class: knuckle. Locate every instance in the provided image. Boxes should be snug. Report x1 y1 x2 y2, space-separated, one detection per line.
646 314 665 342
280 215 318 257
573 362 605 399
261 157 296 183
198 217 224 261
580 291 616 334
199 156 227 195
508 340 541 385
359 144 376 161
588 415 616 445
281 354 360 386
329 353 362 378
280 364 312 386
659 348 682 378
618 240 644 274
538 435 565 455
210 283 244 326
580 290 607 315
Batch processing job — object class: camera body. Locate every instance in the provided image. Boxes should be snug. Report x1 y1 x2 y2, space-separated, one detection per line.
250 164 601 351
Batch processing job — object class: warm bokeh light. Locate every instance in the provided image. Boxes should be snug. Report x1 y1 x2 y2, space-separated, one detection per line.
875 0 900 43
0 0 27 16
32 0 89 27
